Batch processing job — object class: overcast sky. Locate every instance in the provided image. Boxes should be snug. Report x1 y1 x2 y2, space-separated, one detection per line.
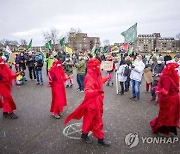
0 0 180 46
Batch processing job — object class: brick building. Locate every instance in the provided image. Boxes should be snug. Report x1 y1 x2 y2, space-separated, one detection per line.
67 32 100 52
114 33 179 52
156 37 176 52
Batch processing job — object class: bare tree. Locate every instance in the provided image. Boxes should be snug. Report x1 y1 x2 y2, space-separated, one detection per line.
20 39 27 48
0 42 3 48
43 28 59 50
0 39 10 46
11 40 19 46
176 33 180 40
103 39 110 46
68 28 82 34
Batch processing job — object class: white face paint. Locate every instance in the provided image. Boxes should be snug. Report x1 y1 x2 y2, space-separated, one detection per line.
57 64 61 67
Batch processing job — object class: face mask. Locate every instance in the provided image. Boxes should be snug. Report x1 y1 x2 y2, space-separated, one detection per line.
157 61 162 64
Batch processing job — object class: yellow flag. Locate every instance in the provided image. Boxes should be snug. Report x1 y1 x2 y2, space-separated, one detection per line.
111 46 119 51
65 47 73 59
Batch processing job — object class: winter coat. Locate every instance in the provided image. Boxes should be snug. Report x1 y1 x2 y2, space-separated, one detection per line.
130 60 145 82
117 64 127 82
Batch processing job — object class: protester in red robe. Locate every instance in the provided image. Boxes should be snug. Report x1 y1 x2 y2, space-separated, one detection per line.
150 63 180 135
48 60 68 119
65 58 111 146
0 58 19 119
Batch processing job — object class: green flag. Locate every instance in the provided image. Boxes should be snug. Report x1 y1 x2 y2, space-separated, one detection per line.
121 23 137 43
27 39 32 49
103 46 108 53
95 48 100 55
91 45 96 56
128 47 133 56
45 40 52 50
60 37 65 47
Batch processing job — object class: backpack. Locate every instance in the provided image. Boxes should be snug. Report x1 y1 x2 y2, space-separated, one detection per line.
123 66 131 77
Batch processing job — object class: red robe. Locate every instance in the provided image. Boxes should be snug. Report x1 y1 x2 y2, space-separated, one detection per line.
65 68 108 139
150 63 180 134
0 63 17 112
48 61 67 114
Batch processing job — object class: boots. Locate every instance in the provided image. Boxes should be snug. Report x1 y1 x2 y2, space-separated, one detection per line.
81 133 93 144
3 112 18 119
98 139 111 147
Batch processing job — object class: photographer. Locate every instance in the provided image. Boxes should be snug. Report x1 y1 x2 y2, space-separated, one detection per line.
151 56 165 102
34 52 44 85
26 51 36 80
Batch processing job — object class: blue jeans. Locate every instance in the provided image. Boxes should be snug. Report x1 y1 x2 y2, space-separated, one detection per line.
77 74 85 91
131 79 141 99
35 70 43 83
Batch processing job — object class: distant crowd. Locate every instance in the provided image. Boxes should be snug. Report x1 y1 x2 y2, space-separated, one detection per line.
0 49 180 102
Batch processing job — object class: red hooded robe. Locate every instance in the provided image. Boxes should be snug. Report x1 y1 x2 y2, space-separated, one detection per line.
150 63 180 135
65 58 109 139
48 60 67 115
0 58 17 112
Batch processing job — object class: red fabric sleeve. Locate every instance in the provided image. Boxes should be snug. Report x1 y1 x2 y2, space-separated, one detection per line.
160 77 171 95
102 76 109 84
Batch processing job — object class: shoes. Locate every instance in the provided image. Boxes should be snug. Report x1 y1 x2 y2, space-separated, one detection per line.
81 134 93 144
76 88 80 92
59 113 63 117
66 85 69 88
3 112 18 119
40 82 43 86
69 84 73 88
36 82 40 85
133 98 139 101
130 96 136 99
80 90 84 93
118 92 124 95
54 115 61 119
98 139 111 147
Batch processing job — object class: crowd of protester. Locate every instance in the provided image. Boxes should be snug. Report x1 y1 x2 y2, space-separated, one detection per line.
0 48 179 140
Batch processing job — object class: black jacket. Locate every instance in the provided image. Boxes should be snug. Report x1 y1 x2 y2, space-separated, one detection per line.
35 59 43 71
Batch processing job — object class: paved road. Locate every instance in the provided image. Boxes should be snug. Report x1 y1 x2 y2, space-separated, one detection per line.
0 67 179 154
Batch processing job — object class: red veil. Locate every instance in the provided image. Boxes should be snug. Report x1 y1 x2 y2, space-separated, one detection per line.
48 60 67 114
0 58 17 109
150 63 180 134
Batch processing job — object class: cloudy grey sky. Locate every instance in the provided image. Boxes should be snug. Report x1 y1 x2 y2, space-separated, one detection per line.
0 0 180 46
